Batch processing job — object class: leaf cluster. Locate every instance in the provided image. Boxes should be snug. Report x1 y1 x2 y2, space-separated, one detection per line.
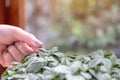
1 47 120 80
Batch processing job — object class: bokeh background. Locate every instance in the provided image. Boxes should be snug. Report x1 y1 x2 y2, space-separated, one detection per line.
25 0 120 57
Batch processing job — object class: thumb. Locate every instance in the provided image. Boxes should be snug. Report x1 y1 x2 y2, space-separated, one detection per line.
12 27 43 48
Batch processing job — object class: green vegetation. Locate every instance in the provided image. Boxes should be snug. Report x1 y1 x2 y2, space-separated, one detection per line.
27 0 120 55
2 47 120 80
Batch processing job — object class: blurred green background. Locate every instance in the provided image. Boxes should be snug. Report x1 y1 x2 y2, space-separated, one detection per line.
25 0 120 57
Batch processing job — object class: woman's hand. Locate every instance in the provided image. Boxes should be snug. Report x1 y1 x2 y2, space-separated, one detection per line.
0 25 43 67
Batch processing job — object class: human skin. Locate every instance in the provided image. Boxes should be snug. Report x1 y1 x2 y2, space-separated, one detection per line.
0 25 43 67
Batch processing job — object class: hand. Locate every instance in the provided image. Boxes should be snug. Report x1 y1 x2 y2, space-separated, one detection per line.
0 25 43 67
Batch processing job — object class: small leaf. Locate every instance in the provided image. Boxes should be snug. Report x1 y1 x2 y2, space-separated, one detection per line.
53 65 71 74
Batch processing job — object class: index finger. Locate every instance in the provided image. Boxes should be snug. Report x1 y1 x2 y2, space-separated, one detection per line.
12 27 43 48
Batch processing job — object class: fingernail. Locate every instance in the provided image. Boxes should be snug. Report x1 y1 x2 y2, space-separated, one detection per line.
35 40 43 48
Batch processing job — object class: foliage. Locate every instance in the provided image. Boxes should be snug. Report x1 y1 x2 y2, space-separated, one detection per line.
27 0 120 53
1 47 120 80
58 21 118 52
